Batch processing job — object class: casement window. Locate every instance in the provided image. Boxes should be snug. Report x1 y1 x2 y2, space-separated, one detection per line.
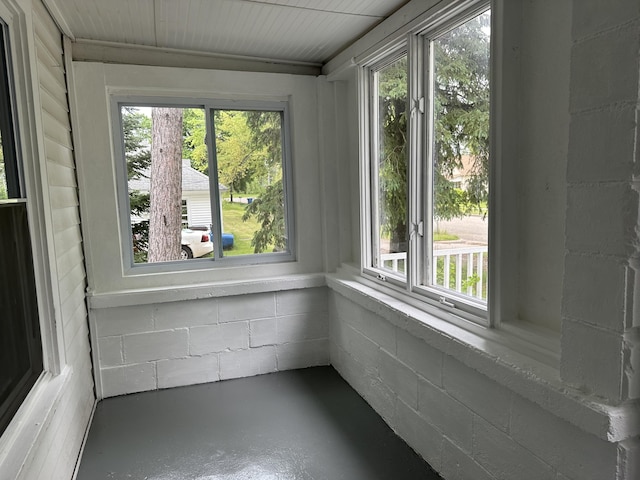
114 99 294 269
0 20 43 436
363 2 491 323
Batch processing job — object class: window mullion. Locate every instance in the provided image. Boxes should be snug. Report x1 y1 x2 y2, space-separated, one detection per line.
369 70 380 270
424 37 436 290
407 33 424 294
206 107 223 260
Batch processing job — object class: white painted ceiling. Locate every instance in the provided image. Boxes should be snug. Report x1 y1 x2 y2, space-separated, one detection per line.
44 0 409 65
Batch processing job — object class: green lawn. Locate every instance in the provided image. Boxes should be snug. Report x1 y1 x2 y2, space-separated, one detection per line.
221 201 259 256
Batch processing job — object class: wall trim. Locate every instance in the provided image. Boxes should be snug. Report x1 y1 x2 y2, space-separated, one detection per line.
88 273 327 309
0 367 72 479
72 38 322 76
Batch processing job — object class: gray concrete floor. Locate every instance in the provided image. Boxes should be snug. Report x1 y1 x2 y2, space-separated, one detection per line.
77 367 442 480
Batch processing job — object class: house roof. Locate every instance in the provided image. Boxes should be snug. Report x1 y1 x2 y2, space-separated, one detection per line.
129 159 228 193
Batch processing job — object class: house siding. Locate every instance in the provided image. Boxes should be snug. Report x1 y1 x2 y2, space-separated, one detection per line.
184 191 211 227
15 2 94 479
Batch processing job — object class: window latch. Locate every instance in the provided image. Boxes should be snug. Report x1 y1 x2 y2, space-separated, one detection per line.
439 296 455 308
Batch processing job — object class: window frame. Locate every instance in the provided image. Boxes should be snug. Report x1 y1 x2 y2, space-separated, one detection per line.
360 0 493 326
111 96 296 274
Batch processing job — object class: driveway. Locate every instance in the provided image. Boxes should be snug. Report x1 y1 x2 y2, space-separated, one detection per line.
436 215 488 245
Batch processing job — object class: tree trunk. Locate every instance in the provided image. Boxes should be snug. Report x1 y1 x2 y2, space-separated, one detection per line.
148 108 183 262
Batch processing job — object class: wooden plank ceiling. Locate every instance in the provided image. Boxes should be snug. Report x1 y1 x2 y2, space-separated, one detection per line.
44 0 409 65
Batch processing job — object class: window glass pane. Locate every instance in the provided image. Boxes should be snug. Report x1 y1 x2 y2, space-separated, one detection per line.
429 10 490 301
212 109 288 257
123 106 213 263
373 55 408 277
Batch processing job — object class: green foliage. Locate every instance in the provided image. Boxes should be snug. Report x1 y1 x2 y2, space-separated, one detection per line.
376 11 491 239
378 56 408 250
122 106 151 255
242 179 286 253
433 12 491 220
215 110 272 199
182 108 208 173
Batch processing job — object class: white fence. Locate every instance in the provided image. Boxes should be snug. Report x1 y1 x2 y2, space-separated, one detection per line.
380 246 488 299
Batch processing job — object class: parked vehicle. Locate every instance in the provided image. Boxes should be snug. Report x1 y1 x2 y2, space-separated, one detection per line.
181 229 213 259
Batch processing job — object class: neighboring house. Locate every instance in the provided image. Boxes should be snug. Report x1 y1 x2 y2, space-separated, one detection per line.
448 154 478 190
128 159 228 229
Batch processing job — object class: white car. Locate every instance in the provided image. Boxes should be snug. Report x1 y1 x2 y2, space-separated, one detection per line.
181 228 213 259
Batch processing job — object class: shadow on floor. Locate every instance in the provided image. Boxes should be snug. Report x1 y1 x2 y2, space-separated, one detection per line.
77 366 442 479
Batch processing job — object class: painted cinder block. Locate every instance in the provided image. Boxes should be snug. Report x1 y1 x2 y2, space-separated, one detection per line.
619 438 640 480
572 0 640 41
346 323 380 368
94 304 154 337
276 287 328 316
276 312 329 343
157 355 219 389
562 254 627 332
567 106 637 183
377 348 418 409
565 183 638 257
347 308 397 354
276 338 329 370
218 292 276 323
443 356 512 432
570 25 640 112
561 318 624 402
627 336 640 400
397 327 443 387
331 292 364 329
154 298 218 329
473 416 555 480
331 344 374 398
101 363 156 398
441 439 495 480
395 399 443 472
98 336 123 367
249 317 277 347
510 395 618 480
361 373 397 428
190 322 249 355
123 329 189 364
418 377 473 454
219 346 277 380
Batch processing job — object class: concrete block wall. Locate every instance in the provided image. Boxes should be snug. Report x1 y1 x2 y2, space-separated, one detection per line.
91 287 329 398
560 0 640 404
329 291 631 480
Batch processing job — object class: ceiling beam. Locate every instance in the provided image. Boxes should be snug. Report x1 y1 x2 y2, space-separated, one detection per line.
71 39 323 76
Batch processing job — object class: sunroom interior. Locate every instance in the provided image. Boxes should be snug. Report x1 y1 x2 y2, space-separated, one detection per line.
0 0 639 479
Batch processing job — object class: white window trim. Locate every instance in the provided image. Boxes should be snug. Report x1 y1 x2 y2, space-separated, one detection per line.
359 0 494 327
110 95 296 275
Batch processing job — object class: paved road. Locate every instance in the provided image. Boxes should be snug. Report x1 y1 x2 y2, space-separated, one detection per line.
436 215 488 245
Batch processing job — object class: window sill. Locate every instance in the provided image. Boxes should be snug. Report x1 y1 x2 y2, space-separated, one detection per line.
88 272 327 309
327 265 639 443
0 367 75 479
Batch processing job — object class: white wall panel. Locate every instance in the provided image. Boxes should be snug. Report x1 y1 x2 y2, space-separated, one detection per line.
11 2 95 480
